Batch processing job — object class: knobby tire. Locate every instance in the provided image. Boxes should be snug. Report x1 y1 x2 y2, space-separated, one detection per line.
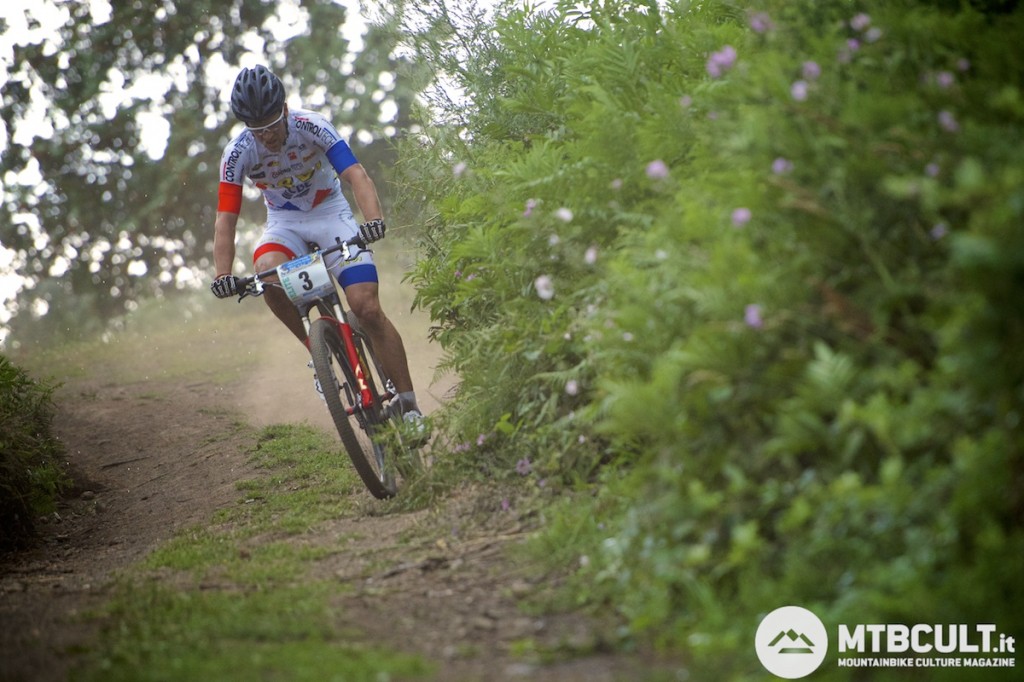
309 317 397 499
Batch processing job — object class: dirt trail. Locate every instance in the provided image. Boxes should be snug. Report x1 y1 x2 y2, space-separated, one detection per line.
0 377 261 682
0 264 652 681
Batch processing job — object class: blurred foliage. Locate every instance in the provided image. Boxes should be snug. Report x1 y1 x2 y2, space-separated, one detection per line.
0 0 425 347
0 354 67 548
394 0 1024 676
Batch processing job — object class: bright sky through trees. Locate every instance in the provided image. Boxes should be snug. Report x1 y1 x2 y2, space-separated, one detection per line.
0 0 376 346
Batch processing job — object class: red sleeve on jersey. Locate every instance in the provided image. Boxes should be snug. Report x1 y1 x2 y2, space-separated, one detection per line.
217 181 243 214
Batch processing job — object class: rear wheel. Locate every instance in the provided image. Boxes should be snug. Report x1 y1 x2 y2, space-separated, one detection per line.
309 317 397 499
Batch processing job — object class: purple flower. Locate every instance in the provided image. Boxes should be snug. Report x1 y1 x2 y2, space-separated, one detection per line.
935 71 955 89
772 157 794 175
847 38 861 52
791 80 809 101
745 304 764 329
731 207 752 227
565 379 579 396
925 163 941 178
931 223 949 240
646 159 670 179
802 61 822 81
850 13 871 31
748 11 774 34
679 95 693 108
555 207 574 222
610 178 623 190
865 27 883 43
523 198 538 217
706 45 737 78
516 458 533 476
938 110 959 133
501 498 511 511
584 246 598 265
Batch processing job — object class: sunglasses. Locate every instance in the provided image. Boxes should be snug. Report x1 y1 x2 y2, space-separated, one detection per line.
246 109 285 133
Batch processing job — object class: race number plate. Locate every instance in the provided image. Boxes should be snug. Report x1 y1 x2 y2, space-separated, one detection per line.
277 252 335 306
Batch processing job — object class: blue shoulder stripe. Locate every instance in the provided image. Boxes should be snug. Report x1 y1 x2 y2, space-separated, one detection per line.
326 141 358 173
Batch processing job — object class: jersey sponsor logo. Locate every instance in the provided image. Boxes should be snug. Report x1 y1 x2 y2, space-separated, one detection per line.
295 162 321 184
253 161 323 198
295 117 339 147
221 135 254 183
222 145 244 183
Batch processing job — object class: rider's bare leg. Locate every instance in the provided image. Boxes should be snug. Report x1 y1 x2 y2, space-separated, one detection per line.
253 252 307 344
343 281 415 396
252 253 418 411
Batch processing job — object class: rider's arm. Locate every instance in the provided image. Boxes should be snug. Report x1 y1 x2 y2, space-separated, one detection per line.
213 176 243 276
213 210 239 276
338 163 383 222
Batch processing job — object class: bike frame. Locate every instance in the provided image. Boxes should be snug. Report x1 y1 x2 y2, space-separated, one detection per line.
238 237 392 416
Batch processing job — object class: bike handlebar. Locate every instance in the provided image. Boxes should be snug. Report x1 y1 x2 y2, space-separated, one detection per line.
235 236 368 301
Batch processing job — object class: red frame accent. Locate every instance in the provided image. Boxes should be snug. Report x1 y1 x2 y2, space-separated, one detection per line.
324 316 374 411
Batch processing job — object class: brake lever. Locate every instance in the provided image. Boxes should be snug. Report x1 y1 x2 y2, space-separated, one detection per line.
236 278 264 302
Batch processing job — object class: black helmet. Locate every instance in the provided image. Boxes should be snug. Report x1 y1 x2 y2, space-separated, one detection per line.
230 65 285 124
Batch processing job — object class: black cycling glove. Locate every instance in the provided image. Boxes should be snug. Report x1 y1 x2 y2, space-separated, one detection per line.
211 274 241 299
359 219 386 244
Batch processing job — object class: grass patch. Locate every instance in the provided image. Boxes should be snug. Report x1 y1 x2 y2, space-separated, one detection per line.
76 582 429 682
143 425 366 580
76 423 432 680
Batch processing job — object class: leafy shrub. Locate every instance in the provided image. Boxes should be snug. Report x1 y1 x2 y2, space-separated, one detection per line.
0 354 68 548
396 0 1023 676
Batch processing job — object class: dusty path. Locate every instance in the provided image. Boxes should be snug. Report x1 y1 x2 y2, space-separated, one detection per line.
0 256 656 681
0 377 262 682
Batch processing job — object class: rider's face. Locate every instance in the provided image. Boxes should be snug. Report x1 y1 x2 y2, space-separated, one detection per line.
247 106 287 152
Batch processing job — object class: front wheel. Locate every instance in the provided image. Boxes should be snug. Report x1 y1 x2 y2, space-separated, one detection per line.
309 317 397 499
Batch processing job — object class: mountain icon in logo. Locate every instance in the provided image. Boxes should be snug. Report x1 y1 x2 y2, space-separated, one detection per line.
768 629 816 654
756 606 829 678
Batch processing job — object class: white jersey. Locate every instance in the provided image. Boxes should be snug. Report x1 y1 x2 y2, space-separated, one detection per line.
218 108 359 213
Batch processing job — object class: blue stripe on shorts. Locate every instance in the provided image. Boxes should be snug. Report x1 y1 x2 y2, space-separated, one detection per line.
338 263 379 288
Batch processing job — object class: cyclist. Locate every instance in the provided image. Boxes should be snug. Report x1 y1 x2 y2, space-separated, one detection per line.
209 65 426 433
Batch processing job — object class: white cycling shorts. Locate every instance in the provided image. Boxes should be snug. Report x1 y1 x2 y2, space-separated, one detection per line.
253 194 378 288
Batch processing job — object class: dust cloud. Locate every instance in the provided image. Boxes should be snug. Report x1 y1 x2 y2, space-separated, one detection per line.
234 244 453 430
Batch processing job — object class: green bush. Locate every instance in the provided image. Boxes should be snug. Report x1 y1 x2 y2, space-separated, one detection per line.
0 354 67 548
396 0 1023 676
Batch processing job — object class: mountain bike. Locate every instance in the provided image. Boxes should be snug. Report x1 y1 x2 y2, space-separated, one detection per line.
236 237 408 499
